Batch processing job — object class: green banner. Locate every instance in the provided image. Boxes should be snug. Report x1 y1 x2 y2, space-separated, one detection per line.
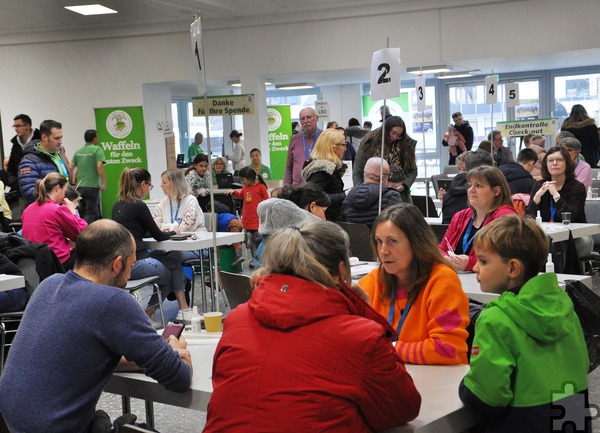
267 105 292 180
362 94 409 118
94 106 147 217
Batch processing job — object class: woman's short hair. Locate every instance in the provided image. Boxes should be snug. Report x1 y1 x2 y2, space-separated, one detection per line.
541 146 575 181
466 166 514 214
253 220 350 288
309 128 345 167
212 157 227 168
474 215 548 281
162 169 188 200
278 183 331 209
371 204 443 303
35 172 68 205
118 167 150 203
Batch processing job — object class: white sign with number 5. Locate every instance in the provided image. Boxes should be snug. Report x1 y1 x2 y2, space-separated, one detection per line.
370 48 401 101
485 75 499 105
415 75 426 111
505 82 520 108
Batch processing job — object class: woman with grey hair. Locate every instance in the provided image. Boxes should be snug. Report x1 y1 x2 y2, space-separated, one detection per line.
204 220 421 432
561 137 592 191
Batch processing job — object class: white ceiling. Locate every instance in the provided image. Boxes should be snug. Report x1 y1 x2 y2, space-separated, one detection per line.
1 0 598 91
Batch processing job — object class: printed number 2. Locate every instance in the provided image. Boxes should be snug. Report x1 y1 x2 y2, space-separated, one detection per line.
488 84 495 96
417 86 424 100
377 63 391 84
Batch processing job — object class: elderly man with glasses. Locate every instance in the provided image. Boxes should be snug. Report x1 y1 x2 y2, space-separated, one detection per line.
487 130 514 167
284 107 321 185
342 157 402 227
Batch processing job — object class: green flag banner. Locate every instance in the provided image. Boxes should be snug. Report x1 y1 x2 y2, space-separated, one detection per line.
94 106 147 217
267 105 292 180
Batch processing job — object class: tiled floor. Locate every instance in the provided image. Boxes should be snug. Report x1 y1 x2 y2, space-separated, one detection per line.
97 265 600 433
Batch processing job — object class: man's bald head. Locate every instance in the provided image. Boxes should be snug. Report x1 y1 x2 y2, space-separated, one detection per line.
363 157 390 184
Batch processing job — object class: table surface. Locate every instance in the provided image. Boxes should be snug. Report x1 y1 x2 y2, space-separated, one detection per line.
0 274 26 292
105 333 479 433
143 231 244 251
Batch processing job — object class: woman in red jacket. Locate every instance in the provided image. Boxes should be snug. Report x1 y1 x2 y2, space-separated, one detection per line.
440 165 517 272
204 220 421 433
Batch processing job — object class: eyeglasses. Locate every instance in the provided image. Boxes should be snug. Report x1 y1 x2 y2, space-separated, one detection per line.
13 124 26 128
145 181 154 191
547 157 565 164
389 130 403 139
335 143 347 147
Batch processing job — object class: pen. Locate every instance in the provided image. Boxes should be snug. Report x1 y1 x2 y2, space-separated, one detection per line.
444 237 455 257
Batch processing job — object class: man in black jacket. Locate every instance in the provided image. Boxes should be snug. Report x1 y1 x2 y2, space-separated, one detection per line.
499 147 537 195
6 114 40 196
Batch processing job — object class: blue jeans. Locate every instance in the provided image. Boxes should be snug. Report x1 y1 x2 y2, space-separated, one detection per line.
0 288 28 313
130 257 172 306
149 250 186 294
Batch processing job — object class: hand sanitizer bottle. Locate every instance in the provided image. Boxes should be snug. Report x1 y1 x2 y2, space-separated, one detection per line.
536 211 543 227
191 306 202 333
545 253 554 273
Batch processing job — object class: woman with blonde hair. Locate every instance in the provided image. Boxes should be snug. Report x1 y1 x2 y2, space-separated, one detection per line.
112 167 189 317
21 172 87 270
301 127 348 220
204 220 421 432
211 156 230 185
359 203 470 365
440 165 517 272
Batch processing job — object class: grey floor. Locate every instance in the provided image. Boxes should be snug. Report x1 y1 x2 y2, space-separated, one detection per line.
97 264 600 433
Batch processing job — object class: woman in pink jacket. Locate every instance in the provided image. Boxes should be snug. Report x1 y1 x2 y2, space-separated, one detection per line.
204 220 421 432
440 166 517 272
22 172 87 270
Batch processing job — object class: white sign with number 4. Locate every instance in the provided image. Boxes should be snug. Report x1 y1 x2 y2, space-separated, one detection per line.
370 48 401 101
485 75 498 105
505 82 520 108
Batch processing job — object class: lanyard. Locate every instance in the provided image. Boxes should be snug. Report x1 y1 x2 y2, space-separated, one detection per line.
462 215 487 254
388 288 412 341
550 200 557 222
169 199 181 224
302 129 321 159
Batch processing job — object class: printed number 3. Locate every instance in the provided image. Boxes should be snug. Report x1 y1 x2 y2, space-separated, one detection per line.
377 63 391 84
417 86 424 100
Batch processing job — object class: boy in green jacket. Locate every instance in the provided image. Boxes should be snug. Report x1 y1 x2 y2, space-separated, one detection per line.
459 215 590 432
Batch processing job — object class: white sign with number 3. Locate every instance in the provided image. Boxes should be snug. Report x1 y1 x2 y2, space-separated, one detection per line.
370 48 401 101
485 75 498 105
415 75 426 111
505 82 520 108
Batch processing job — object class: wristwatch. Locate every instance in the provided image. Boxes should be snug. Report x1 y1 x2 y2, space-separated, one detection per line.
553 193 561 201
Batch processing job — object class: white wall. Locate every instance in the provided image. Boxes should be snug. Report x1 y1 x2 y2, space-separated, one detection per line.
1 0 599 177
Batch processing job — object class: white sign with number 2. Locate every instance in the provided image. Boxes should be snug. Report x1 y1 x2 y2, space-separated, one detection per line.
370 48 401 101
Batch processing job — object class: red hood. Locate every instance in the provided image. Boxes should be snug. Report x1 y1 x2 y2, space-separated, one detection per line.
248 274 394 338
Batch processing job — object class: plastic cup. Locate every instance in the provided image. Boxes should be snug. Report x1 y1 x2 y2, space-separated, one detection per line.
204 311 223 333
561 212 571 226
180 308 193 325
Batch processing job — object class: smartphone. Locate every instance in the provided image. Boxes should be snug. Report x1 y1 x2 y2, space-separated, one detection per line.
162 321 185 341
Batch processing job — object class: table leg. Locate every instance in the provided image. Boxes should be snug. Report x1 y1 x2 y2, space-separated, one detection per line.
145 400 155 428
121 395 130 415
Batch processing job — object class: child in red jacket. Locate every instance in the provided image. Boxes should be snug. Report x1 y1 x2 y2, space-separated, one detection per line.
226 166 269 268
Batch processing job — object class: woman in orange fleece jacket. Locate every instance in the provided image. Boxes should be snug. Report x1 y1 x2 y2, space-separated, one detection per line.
359 203 470 365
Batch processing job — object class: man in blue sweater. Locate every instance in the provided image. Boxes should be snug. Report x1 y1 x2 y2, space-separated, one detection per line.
0 220 192 432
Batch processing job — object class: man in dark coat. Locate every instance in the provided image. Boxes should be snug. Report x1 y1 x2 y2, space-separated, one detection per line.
6 114 40 197
343 157 402 227
499 148 537 195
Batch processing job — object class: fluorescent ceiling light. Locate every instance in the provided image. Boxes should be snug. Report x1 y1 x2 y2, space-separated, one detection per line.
227 80 241 87
435 71 473 79
65 4 117 15
264 79 274 86
275 83 316 90
407 65 452 75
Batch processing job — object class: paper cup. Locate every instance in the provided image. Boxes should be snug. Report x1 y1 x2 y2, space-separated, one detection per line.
204 311 223 333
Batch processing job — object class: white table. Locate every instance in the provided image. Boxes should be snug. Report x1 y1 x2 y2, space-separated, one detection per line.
144 231 244 251
0 274 26 292
459 272 592 303
106 333 480 433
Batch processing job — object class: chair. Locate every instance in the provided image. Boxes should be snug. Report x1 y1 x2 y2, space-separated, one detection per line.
431 174 453 196
429 223 450 243
121 424 156 433
443 165 460 175
0 257 39 373
335 221 376 261
126 276 165 329
412 195 439 218
218 271 252 309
